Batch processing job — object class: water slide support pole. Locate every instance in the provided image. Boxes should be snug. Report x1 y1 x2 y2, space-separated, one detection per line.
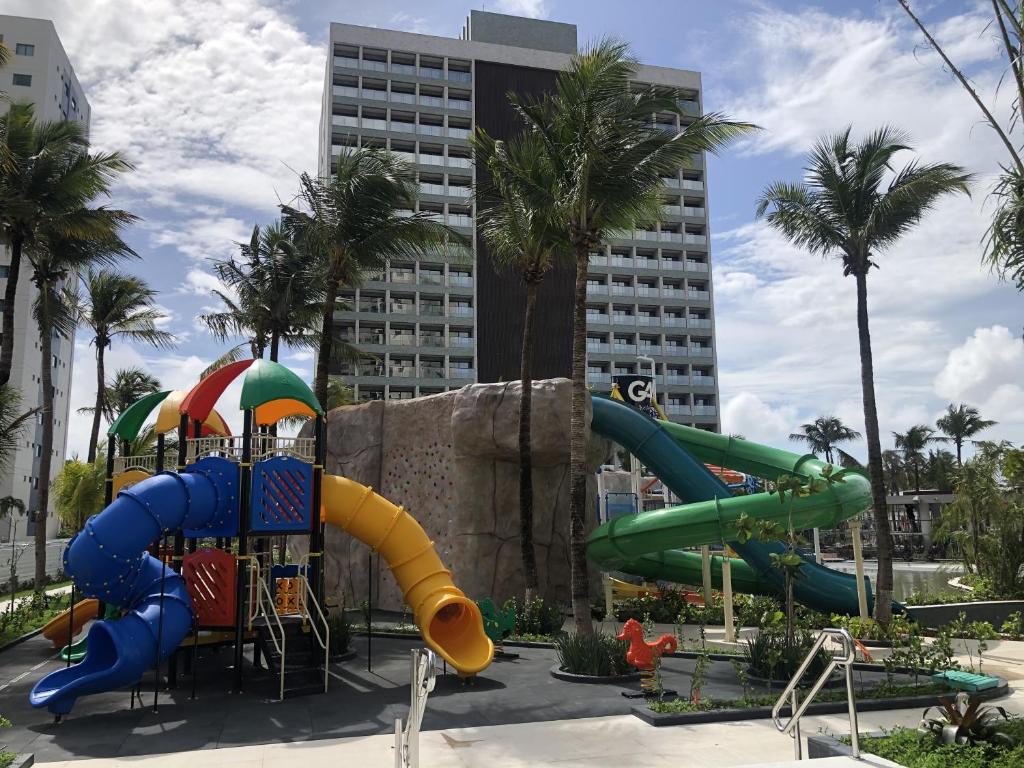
851 520 869 620
813 528 822 564
722 554 735 643
701 545 712 605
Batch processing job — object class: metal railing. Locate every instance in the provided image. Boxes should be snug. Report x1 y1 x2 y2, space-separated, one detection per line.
771 627 860 760
395 648 437 768
297 555 330 694
247 558 288 701
186 436 315 463
113 454 157 474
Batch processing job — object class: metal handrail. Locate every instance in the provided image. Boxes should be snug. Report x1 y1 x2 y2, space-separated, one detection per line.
247 558 288 700
295 553 330 693
771 627 860 760
395 648 437 768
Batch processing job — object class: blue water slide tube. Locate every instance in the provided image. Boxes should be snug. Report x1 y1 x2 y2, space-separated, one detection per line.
30 469 232 715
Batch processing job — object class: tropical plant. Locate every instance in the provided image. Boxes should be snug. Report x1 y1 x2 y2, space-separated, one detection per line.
881 449 908 494
788 416 861 464
78 269 174 462
0 102 136 387
0 385 37 472
918 693 1016 747
52 454 105 535
922 449 957 493
281 150 466 404
898 1 1024 290
81 367 162 422
324 379 355 411
511 40 754 632
27 227 135 589
502 595 563 636
554 630 629 677
893 425 943 493
200 221 322 362
472 129 567 604
757 126 971 622
936 403 997 466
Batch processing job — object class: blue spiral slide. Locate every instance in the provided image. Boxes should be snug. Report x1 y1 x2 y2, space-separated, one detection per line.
30 469 233 715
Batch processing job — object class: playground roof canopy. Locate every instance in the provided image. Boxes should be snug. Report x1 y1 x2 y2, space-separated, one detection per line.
179 358 322 424
108 390 232 442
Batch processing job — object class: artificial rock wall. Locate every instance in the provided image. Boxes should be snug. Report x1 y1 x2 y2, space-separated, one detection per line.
294 379 609 612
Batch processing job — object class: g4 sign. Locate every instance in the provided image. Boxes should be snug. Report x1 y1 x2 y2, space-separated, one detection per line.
613 374 659 419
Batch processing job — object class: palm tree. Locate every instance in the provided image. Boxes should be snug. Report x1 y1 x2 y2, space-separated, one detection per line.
756 126 971 622
324 379 355 411
28 229 134 590
881 449 907 495
472 129 567 604
201 222 322 362
0 385 38 473
52 454 106 535
936 403 997 466
923 449 958 494
893 425 943 493
788 416 861 465
79 367 162 423
511 40 755 632
281 151 465 404
79 269 174 462
0 103 135 387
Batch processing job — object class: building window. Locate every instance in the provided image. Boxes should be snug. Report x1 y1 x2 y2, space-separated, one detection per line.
12 74 32 87
15 43 35 56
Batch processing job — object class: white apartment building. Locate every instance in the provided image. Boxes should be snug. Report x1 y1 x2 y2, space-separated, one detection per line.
0 16 87 542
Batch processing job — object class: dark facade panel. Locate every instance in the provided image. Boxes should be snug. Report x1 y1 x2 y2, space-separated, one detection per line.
475 60 575 384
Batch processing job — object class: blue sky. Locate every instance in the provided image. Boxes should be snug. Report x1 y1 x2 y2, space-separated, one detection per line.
7 0 1022 459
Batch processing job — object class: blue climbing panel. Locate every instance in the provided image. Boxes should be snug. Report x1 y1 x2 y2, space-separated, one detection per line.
249 455 313 533
184 456 239 537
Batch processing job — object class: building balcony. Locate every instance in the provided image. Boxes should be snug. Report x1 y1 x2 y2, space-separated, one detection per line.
688 317 712 329
636 315 659 326
682 179 705 191
420 335 445 348
420 366 446 379
587 371 612 383
661 260 684 271
610 285 634 296
685 234 708 246
447 98 471 111
448 275 473 287
663 316 686 326
662 204 682 217
450 306 474 317
390 91 417 105
634 258 656 269
686 260 709 272
635 286 658 297
612 344 637 355
447 156 472 169
389 366 418 378
661 288 685 298
609 256 633 268
449 367 475 379
586 342 610 353
611 315 636 326
389 303 416 315
420 304 445 316
586 314 610 325
450 336 474 347
390 272 416 283
419 94 444 107
639 345 662 356
664 374 689 386
687 289 711 301
678 99 701 116
689 346 713 357
664 345 689 357
586 285 609 296
661 177 682 188
417 123 444 137
666 404 692 416
692 405 718 416
389 335 417 346
691 375 716 387
659 231 684 243
683 206 706 218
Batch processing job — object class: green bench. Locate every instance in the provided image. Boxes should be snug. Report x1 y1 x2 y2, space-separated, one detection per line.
932 669 1001 692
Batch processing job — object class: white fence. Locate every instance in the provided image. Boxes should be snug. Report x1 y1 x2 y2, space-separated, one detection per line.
0 538 68 590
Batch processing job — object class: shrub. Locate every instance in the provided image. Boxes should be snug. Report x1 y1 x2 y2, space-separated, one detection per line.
502 596 562 636
1001 611 1024 639
554 631 629 677
744 629 828 683
735 594 784 630
615 590 688 623
327 610 351 656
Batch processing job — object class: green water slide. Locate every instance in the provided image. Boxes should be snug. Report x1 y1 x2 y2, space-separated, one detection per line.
588 396 896 615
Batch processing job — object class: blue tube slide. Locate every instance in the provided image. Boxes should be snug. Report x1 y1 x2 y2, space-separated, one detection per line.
590 396 896 616
30 470 231 715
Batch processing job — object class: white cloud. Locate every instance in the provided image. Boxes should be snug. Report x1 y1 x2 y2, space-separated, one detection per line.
933 325 1024 434
494 0 548 19
721 392 798 445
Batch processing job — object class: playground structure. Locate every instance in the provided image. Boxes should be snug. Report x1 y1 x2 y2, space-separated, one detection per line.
29 358 492 717
617 618 678 698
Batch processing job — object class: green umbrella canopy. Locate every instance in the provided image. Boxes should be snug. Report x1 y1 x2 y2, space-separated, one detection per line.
106 390 173 442
240 358 322 415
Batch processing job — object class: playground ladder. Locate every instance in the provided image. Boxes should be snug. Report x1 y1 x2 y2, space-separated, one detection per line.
771 627 861 761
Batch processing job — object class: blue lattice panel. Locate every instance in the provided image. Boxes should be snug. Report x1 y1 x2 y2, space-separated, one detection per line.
184 456 239 537
249 455 313 533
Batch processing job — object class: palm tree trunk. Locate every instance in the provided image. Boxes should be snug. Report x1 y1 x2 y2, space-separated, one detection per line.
955 439 963 466
854 270 893 623
314 273 339 406
35 286 55 591
913 461 921 493
569 248 592 635
0 236 24 387
269 330 280 363
519 281 539 603
87 342 106 464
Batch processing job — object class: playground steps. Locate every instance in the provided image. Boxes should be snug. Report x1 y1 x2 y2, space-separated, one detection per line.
252 615 325 698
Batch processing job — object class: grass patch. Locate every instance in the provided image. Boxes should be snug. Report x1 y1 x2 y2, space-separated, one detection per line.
648 682 951 714
846 726 1024 768
0 752 14 768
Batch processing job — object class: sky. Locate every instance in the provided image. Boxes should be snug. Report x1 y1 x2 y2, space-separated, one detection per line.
4 0 1021 462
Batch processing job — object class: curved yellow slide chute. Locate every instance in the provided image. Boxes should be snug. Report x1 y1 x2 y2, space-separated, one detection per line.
321 474 494 676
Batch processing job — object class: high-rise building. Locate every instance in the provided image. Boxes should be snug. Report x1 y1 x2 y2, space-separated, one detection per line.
318 10 719 430
0 16 88 541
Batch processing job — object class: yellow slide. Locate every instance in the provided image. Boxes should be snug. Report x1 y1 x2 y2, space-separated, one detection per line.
321 475 494 676
41 599 99 649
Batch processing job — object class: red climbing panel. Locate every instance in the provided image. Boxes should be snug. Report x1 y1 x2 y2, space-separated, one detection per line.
182 548 237 628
